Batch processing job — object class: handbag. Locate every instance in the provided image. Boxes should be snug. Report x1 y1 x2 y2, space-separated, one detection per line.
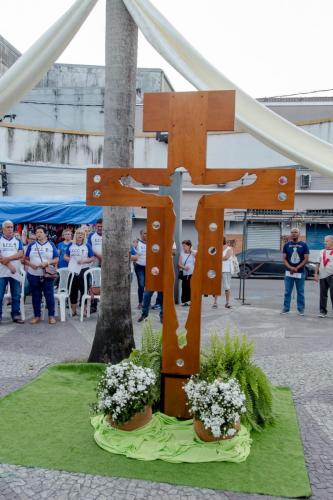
36 244 58 280
89 286 101 297
231 255 240 275
178 253 191 280
43 265 58 280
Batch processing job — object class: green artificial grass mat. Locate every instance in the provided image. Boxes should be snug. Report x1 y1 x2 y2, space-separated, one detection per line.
0 363 311 498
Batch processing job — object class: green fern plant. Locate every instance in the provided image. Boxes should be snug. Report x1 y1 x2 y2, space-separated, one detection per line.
129 319 162 404
200 328 274 431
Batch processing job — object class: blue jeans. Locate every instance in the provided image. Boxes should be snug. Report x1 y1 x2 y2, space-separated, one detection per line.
283 274 305 312
142 290 163 320
134 264 146 304
27 273 55 317
0 277 21 320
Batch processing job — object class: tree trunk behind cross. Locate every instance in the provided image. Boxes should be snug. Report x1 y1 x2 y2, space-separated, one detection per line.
88 0 137 363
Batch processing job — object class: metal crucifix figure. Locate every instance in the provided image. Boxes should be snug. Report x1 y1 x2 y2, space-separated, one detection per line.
86 90 295 418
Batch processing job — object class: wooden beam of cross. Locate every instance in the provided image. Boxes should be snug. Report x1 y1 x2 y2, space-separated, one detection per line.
86 91 295 418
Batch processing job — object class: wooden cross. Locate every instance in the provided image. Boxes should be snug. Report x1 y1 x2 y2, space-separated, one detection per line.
86 91 295 418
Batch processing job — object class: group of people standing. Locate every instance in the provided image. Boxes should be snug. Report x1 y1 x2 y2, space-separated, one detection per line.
282 227 333 317
132 230 235 323
1 218 332 325
0 219 103 324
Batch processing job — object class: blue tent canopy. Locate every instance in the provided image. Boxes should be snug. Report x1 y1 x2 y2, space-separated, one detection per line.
0 197 102 224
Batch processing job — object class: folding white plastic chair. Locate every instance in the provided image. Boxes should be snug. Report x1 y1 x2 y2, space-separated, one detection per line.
80 268 101 322
4 268 26 321
54 268 72 322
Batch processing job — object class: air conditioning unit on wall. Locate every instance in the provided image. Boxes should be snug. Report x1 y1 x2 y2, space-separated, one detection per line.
300 173 311 189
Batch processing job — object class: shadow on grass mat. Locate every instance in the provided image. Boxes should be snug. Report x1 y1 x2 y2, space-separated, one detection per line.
0 364 311 498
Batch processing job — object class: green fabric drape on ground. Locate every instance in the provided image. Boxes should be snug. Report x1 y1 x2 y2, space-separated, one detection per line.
0 364 311 497
91 412 251 463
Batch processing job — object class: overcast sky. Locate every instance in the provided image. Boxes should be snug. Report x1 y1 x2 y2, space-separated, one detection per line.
1 0 333 98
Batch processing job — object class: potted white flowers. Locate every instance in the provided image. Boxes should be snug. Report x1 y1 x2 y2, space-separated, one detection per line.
93 361 157 431
184 377 247 442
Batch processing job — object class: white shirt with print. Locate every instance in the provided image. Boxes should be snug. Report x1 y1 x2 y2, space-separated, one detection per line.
66 242 93 274
88 232 102 257
0 236 23 281
136 240 147 266
25 241 58 276
317 249 333 279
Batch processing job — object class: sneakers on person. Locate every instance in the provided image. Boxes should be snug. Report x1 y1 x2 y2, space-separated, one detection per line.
182 302 190 307
151 304 161 310
280 310 289 315
225 303 232 309
318 312 327 318
137 315 147 323
297 311 305 316
48 317 56 325
212 303 218 309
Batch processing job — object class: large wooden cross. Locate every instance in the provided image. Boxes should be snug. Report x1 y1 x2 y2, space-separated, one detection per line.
86 91 295 418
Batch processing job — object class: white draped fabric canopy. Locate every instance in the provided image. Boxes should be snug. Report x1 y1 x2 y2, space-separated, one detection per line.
1 0 333 178
0 0 98 117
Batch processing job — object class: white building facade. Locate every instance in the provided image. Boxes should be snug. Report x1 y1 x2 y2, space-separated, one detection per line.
1 35 333 252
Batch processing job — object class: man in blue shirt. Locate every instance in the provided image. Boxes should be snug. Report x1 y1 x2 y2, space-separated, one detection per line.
281 227 309 315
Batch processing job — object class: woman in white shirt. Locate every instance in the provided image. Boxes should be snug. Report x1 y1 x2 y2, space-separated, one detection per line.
65 228 94 316
25 226 59 324
178 240 196 306
212 237 233 309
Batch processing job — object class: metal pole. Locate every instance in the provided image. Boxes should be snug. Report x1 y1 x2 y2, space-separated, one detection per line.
159 170 183 304
237 210 251 305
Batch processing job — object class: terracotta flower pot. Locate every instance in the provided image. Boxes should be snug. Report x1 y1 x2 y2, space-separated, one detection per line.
193 418 240 442
107 405 152 431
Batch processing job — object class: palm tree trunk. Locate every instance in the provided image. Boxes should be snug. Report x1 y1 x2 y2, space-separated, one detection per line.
88 0 137 363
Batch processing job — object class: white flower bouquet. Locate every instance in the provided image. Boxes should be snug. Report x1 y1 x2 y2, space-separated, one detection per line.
184 377 247 439
93 361 157 426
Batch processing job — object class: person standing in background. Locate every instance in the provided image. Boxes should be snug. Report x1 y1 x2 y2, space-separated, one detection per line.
88 219 103 266
212 237 233 309
134 229 147 309
0 220 24 323
65 228 94 317
281 227 309 315
178 240 196 307
315 235 333 318
57 229 73 269
25 226 58 325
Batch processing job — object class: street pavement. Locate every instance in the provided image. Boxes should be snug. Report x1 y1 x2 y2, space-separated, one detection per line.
0 278 332 499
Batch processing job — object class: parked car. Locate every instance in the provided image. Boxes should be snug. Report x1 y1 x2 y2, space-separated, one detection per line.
236 248 315 279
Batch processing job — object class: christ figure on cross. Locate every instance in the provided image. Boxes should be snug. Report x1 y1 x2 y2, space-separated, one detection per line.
87 90 295 417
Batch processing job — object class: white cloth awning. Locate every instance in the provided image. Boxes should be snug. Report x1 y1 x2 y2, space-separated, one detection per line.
1 0 333 179
0 0 98 117
123 0 333 178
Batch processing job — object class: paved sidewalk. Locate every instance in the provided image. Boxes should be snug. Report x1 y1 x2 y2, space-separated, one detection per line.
0 279 332 499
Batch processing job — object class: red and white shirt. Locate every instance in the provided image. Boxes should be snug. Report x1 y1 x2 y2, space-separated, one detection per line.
317 249 333 279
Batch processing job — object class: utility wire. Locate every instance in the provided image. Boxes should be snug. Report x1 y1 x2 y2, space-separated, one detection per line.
263 88 333 99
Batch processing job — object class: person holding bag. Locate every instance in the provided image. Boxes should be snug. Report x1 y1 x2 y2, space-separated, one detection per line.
178 240 196 306
64 228 94 317
25 226 59 325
